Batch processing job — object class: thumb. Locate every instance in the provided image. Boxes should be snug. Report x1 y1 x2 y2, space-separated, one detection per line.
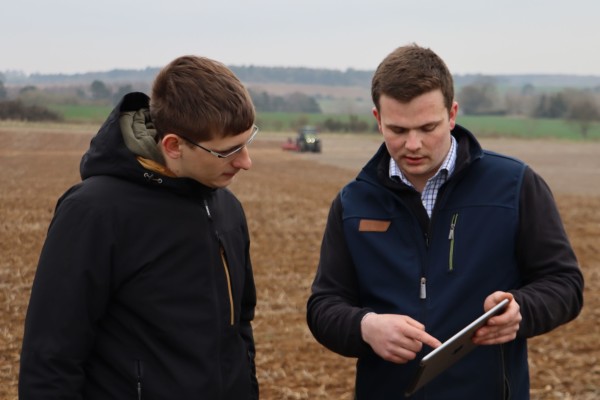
485 291 514 311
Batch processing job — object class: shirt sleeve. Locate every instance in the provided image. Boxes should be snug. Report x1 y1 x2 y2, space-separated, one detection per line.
306 194 373 358
512 166 584 338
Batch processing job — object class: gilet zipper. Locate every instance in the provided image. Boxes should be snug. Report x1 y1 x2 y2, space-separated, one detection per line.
448 212 459 271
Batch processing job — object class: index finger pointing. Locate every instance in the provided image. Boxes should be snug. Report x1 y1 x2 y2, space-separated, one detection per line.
412 329 442 349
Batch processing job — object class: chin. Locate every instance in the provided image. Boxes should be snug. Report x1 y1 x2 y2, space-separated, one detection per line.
215 177 234 188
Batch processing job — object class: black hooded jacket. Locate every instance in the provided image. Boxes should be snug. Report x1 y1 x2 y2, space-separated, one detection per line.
19 93 258 399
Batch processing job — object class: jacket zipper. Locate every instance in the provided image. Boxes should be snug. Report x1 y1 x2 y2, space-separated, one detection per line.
501 344 511 399
448 212 459 271
204 199 235 326
220 246 235 325
420 229 429 300
136 360 143 400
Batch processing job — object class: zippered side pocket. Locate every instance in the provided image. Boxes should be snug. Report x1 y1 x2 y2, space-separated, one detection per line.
448 213 459 272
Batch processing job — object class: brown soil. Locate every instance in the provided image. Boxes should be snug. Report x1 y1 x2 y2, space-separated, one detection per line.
1 125 598 399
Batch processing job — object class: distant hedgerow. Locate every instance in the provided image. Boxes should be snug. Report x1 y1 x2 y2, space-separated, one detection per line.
0 100 63 122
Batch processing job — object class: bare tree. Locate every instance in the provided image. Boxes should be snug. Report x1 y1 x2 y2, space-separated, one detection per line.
565 90 600 138
457 76 500 115
0 75 7 100
532 92 569 118
90 80 111 101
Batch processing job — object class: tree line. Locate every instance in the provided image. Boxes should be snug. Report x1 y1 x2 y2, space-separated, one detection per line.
85 81 324 113
457 77 600 137
4 66 600 89
0 78 324 120
1 71 599 137
0 73 62 121
3 66 374 87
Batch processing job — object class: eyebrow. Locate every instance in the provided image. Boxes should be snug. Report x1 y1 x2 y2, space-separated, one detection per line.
385 118 443 130
212 137 248 153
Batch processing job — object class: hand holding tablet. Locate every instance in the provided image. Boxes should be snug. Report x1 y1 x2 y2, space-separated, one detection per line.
404 298 511 397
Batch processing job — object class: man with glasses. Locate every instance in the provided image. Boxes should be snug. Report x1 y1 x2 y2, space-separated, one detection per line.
20 56 259 399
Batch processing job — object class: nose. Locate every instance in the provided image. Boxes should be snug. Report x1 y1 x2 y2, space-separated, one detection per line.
231 146 252 170
404 130 421 152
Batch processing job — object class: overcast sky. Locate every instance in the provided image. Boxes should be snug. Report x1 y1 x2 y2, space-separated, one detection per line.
2 0 599 76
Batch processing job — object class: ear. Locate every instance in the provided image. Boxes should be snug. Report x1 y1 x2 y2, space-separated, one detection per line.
449 101 459 130
372 106 383 134
161 134 183 160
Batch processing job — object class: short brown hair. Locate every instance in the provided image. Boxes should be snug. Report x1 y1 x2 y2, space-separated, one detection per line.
150 55 255 141
371 44 454 113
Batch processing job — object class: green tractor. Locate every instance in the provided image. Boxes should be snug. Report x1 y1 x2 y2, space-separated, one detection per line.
296 126 322 153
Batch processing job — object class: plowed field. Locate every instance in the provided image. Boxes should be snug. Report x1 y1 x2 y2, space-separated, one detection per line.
1 124 598 399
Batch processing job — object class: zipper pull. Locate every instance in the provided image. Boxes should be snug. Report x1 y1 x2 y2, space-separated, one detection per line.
448 213 458 240
203 199 212 220
420 277 427 299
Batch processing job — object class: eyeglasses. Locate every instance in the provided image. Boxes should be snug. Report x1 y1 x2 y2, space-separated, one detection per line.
178 125 259 159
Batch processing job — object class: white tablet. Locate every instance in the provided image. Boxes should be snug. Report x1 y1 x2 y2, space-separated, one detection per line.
404 298 510 397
